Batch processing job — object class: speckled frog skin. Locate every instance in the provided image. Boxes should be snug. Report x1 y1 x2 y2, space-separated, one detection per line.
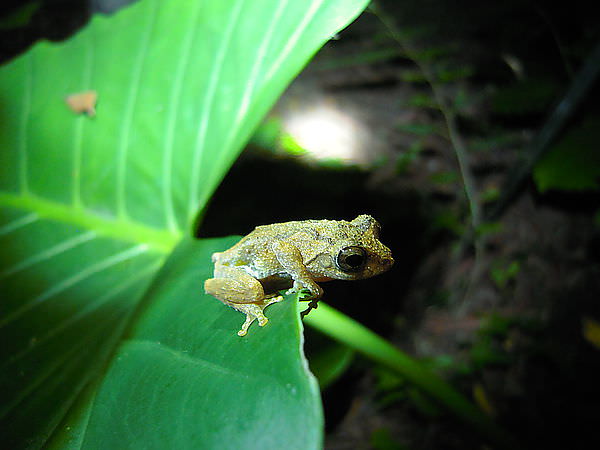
204 214 394 336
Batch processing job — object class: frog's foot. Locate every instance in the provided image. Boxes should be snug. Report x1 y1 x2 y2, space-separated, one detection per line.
238 314 259 337
232 297 282 336
285 279 323 300
231 304 265 337
300 298 320 318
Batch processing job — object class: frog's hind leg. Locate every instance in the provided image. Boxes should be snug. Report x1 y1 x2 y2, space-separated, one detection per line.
204 266 281 336
205 266 265 304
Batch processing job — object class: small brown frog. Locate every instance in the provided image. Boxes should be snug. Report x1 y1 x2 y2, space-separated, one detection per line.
204 214 394 336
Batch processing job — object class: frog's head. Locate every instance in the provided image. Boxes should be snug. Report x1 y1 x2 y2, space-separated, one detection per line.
312 214 394 281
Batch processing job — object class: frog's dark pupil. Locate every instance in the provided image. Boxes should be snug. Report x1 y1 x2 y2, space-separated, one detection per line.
345 254 363 268
337 246 367 272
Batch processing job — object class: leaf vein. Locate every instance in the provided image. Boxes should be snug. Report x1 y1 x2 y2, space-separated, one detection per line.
162 0 204 232
264 0 324 83
72 32 95 208
0 244 149 327
223 0 289 151
0 317 122 420
187 0 246 223
18 56 33 194
0 191 179 252
2 261 161 368
116 0 158 220
0 212 38 236
126 339 250 379
0 231 97 279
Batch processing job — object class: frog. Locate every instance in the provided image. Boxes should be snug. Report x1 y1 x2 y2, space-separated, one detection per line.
204 214 394 336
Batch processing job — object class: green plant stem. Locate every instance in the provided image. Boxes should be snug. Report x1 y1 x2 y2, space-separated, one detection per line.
373 4 485 308
372 4 481 232
304 302 521 450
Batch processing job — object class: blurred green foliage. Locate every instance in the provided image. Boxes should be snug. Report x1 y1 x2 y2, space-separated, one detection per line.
0 1 40 29
371 428 409 450
533 117 600 192
492 78 559 116
490 260 521 289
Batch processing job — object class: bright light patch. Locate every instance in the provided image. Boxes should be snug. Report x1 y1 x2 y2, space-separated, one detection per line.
282 103 368 164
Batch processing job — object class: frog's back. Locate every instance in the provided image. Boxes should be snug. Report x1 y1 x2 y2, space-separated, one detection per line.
215 219 341 267
253 218 349 243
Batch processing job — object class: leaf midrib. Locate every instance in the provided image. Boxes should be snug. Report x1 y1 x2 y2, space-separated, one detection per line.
0 192 180 252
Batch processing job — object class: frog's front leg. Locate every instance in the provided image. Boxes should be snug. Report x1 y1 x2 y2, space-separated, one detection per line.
204 265 281 336
271 239 323 300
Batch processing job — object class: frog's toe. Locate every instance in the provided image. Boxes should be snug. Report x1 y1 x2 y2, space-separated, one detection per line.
238 315 266 336
231 297 281 336
238 315 256 336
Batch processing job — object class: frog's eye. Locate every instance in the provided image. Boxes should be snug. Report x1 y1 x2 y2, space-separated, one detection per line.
336 246 367 273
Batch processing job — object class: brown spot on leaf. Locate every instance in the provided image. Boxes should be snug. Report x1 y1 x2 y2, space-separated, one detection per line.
65 90 97 117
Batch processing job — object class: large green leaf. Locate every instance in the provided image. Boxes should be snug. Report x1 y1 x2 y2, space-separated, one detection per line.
0 0 369 447
58 236 322 449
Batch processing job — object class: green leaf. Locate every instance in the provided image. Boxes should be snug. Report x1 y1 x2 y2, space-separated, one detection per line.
0 0 370 447
437 65 474 83
407 92 440 109
0 1 41 30
370 427 408 450
429 170 459 184
491 78 559 116
396 122 444 137
56 237 322 449
475 221 503 237
308 341 354 389
533 118 600 192
490 260 521 289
